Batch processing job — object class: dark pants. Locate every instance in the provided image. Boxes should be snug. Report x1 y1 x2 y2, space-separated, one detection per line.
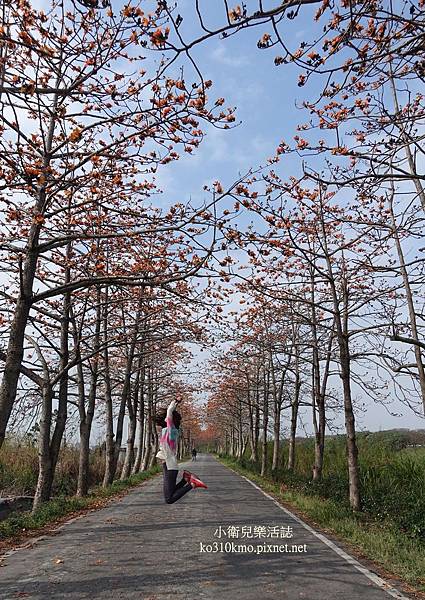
162 463 192 504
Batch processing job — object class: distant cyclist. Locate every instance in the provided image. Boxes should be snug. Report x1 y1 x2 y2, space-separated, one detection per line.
191 447 198 461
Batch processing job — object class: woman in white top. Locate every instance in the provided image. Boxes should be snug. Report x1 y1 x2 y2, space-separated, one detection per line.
155 398 207 504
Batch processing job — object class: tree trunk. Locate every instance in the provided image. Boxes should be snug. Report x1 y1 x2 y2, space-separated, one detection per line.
261 370 269 477
288 369 300 472
121 414 137 479
388 189 425 415
0 292 34 445
237 401 244 459
77 422 91 497
247 374 257 461
389 70 425 213
33 383 54 512
231 426 237 457
77 288 101 497
253 403 260 460
141 382 153 471
339 333 361 511
111 300 142 478
272 402 281 472
312 339 331 481
34 288 71 502
102 288 115 487
132 366 145 474
319 200 361 511
0 87 59 447
45 253 72 500
271 349 292 473
120 365 140 480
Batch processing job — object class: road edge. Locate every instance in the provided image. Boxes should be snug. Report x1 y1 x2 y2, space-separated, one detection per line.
0 469 163 560
217 456 418 600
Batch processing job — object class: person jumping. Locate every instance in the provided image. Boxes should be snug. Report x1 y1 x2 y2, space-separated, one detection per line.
155 398 207 504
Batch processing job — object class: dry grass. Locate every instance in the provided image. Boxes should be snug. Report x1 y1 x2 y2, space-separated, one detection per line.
1 436 110 497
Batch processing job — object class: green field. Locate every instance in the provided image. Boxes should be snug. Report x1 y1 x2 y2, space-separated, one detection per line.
222 430 425 543
217 430 425 592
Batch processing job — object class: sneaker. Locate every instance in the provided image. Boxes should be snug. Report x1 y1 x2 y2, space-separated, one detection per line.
190 474 208 489
182 470 192 482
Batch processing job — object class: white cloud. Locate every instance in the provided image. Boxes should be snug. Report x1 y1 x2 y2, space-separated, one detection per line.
211 45 248 68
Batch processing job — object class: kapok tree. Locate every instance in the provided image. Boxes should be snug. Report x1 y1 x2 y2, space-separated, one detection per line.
0 0 236 445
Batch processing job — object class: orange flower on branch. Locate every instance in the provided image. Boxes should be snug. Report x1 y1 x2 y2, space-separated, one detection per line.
69 127 83 142
307 51 320 61
228 5 242 22
294 136 309 150
25 166 42 177
33 213 45 224
331 146 349 155
150 27 169 48
258 33 272 48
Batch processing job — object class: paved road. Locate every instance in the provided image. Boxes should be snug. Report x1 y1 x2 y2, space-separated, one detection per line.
0 454 410 600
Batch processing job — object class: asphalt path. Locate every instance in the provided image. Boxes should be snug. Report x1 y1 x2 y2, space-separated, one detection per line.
0 454 411 600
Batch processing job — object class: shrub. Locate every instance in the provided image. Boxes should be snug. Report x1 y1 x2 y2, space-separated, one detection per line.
224 430 425 542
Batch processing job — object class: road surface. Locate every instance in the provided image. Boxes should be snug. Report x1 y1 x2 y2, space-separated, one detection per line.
0 454 410 600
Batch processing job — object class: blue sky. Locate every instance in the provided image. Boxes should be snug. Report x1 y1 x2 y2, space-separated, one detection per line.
154 1 311 206
148 2 425 434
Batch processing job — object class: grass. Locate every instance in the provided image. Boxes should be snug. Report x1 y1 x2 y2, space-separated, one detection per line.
0 436 106 497
399 446 425 462
218 455 425 594
0 466 161 545
252 434 425 542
